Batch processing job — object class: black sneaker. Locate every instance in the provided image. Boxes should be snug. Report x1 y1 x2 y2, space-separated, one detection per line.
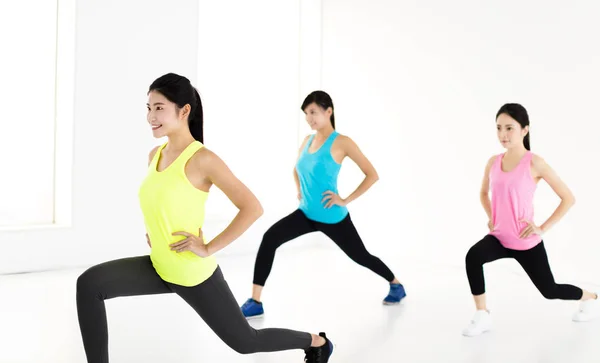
304 332 334 363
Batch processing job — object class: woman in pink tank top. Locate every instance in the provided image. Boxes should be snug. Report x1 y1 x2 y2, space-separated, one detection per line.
462 103 598 337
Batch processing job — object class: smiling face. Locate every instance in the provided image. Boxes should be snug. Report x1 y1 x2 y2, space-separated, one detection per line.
496 112 528 149
303 102 332 130
146 90 189 138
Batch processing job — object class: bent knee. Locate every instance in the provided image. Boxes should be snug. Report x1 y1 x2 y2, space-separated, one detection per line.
539 287 559 300
228 341 257 355
259 230 286 251
76 266 102 297
465 246 483 267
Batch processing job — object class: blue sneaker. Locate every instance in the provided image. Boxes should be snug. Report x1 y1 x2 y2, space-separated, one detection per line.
383 283 406 305
241 298 264 319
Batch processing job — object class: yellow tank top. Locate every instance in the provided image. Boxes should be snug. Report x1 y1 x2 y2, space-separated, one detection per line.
138 140 217 287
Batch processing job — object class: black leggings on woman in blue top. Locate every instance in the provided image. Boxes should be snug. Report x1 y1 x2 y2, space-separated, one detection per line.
253 209 396 286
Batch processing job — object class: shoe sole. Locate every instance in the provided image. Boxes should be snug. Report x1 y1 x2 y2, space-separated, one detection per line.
382 296 407 305
462 327 491 337
573 314 598 322
244 313 264 320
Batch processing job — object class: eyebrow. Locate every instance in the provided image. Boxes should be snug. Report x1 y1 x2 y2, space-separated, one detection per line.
146 102 166 106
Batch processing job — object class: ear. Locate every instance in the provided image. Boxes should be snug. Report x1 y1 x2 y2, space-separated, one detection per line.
326 107 333 117
180 104 191 120
523 125 529 136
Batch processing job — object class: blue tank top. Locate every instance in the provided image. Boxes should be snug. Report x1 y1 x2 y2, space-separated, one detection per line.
296 131 349 224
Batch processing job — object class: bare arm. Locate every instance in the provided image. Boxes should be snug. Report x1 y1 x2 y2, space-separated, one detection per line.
480 156 496 221
532 155 576 234
340 136 379 205
196 149 264 255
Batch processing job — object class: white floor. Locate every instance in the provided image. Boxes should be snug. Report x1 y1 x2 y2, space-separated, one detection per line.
1 244 599 363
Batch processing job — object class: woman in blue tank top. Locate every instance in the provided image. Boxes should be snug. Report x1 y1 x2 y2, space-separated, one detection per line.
240 91 406 318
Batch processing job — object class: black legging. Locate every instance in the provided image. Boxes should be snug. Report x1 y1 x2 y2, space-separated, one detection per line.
253 209 395 286
465 234 582 300
76 256 311 363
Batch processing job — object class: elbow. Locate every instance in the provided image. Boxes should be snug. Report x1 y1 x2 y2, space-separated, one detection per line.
369 171 379 183
256 202 264 218
240 199 263 222
251 199 264 220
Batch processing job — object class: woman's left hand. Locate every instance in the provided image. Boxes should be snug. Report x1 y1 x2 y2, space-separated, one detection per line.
322 191 347 208
169 229 211 257
519 220 543 238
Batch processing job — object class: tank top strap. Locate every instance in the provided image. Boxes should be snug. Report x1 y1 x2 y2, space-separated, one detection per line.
149 142 168 171
493 153 503 170
303 134 316 153
321 130 339 151
172 141 204 170
515 150 533 173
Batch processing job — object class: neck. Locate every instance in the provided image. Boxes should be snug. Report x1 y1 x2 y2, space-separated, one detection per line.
505 145 527 158
166 130 196 151
316 125 335 138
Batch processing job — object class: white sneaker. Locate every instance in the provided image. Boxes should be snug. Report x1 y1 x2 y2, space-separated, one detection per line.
462 310 492 337
572 293 599 322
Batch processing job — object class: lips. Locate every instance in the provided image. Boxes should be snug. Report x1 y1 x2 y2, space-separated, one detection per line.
151 125 162 130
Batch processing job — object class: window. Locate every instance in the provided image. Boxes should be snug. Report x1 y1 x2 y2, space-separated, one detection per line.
0 0 75 229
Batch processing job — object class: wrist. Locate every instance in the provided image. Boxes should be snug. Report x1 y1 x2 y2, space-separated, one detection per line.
206 241 217 256
342 195 352 205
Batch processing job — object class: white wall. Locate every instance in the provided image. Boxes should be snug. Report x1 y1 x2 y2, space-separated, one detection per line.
6 0 597 284
0 0 57 227
321 0 600 282
0 0 202 274
195 0 304 257
0 0 324 274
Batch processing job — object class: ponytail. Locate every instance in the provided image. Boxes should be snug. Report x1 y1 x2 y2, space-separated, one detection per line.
302 90 335 129
189 88 204 143
524 132 530 151
148 73 204 143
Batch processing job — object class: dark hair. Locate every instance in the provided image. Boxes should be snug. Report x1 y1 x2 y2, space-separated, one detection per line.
496 103 530 150
148 73 204 143
301 90 335 129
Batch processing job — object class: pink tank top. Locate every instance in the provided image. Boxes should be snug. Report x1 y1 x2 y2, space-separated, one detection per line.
488 151 542 250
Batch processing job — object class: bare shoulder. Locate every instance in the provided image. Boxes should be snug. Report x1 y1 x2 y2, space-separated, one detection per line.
484 154 497 171
334 133 355 149
530 152 549 172
335 133 350 142
189 146 220 168
530 152 546 165
148 145 161 165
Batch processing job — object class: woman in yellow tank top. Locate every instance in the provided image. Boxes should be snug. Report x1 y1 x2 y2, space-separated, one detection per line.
75 73 334 363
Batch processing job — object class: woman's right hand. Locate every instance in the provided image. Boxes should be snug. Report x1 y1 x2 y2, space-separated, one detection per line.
297 192 301 201
487 220 494 232
146 233 151 247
